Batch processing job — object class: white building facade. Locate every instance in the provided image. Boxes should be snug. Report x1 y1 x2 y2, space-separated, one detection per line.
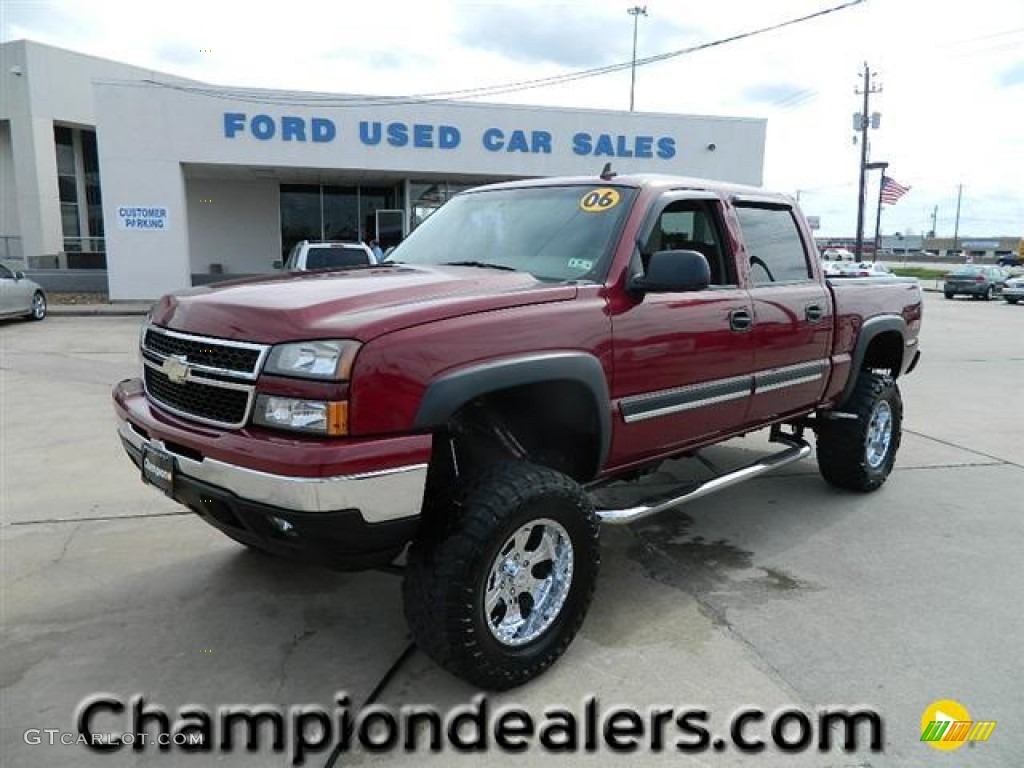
2 41 768 300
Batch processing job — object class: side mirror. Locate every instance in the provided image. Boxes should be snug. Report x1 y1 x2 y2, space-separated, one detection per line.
629 249 710 295
14 270 25 280
272 260 284 270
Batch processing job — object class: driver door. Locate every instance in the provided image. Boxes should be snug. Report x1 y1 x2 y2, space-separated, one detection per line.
0 264 20 314
607 194 756 467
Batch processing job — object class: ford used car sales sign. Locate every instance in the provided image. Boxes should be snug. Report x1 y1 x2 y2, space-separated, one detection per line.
118 206 169 231
222 113 678 160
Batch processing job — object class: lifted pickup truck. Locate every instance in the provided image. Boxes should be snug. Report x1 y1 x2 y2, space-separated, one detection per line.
114 173 922 690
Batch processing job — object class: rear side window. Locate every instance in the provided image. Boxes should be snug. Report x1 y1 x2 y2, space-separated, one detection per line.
735 205 811 285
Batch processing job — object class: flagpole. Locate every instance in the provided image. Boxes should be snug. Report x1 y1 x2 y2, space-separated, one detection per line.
873 176 885 262
866 162 889 262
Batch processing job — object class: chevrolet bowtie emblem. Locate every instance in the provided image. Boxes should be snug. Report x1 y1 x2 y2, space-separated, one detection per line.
161 355 190 385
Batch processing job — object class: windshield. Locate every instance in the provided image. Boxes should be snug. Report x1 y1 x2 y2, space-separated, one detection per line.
390 185 637 282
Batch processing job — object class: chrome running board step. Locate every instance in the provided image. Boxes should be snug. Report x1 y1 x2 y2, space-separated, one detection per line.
592 434 812 526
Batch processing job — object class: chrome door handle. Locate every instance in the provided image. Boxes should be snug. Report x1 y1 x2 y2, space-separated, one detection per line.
729 309 752 332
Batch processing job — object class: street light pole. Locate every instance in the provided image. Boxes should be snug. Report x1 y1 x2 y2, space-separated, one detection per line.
628 6 647 112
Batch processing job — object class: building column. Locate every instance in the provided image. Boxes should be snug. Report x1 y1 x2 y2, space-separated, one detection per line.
9 116 62 267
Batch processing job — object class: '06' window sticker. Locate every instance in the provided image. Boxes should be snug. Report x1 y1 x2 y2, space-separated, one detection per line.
579 188 621 212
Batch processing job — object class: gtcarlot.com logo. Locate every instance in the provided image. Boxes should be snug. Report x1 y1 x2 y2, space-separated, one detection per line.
920 699 996 751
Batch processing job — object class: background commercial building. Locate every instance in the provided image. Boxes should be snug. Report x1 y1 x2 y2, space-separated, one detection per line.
3 40 770 300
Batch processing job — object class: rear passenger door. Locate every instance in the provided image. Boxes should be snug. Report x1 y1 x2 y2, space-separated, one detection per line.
733 202 833 423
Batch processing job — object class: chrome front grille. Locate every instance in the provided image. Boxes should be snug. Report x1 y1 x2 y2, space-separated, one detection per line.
141 325 269 428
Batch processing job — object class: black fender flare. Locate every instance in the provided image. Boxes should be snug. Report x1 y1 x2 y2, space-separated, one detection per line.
837 315 906 406
413 352 612 472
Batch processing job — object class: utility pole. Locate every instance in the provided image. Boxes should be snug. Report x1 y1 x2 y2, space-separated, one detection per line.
952 184 963 257
930 205 937 238
628 6 647 112
853 63 882 259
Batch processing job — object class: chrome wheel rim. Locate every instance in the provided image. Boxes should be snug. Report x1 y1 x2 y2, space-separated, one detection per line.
32 293 45 319
865 400 893 469
483 518 574 647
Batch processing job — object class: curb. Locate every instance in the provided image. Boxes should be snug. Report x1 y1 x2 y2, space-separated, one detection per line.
48 306 151 317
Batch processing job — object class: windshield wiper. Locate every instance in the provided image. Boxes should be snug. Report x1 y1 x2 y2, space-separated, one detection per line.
441 260 518 272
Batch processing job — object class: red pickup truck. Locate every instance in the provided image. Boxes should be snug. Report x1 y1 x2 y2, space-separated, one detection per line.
113 173 922 690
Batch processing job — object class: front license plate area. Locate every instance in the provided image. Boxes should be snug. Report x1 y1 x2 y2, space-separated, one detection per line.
141 445 175 496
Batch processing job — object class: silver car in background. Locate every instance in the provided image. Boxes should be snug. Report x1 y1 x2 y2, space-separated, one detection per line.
1003 274 1024 305
0 263 47 321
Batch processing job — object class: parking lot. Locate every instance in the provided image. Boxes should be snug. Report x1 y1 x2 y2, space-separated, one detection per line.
2 292 1022 766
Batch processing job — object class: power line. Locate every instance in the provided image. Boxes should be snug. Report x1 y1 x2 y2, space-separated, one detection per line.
140 0 867 109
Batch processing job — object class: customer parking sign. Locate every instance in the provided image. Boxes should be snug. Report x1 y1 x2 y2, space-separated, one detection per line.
117 206 169 231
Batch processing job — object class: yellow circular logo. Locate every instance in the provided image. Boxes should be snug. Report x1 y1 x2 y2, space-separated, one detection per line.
579 188 621 212
921 699 970 751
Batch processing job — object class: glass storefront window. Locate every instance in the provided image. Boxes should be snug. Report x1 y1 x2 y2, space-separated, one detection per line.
54 126 105 261
280 185 322 260
81 130 104 239
322 186 359 242
280 183 403 260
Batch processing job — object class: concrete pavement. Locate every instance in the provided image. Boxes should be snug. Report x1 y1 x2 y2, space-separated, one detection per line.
2 296 1022 767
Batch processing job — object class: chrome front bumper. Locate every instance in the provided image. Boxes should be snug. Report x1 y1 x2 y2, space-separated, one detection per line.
117 418 428 523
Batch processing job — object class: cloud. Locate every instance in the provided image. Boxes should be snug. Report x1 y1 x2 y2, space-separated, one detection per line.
455 6 698 69
0 1 92 45
742 82 808 105
154 41 206 67
996 60 1024 87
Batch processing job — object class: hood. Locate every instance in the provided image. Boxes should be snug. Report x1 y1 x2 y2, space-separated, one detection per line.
149 264 577 343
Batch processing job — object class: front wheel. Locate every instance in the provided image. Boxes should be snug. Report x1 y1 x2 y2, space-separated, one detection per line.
982 286 993 301
27 291 46 321
944 292 954 299
1008 298 1020 305
816 372 903 492
403 461 599 690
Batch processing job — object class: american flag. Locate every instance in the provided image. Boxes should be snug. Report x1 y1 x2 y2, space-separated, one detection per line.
880 176 911 205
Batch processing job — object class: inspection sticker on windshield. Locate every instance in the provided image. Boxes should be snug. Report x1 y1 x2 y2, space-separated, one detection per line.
567 258 594 270
579 188 621 212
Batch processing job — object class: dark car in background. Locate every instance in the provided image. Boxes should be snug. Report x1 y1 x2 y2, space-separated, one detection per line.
944 265 1009 300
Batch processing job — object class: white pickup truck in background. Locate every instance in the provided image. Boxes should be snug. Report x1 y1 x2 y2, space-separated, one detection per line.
276 240 377 271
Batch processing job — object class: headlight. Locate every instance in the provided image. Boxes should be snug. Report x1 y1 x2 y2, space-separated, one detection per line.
253 395 348 435
263 340 360 380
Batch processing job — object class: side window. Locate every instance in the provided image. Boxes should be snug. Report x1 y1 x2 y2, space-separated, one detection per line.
0 264 13 279
735 205 812 285
642 200 735 286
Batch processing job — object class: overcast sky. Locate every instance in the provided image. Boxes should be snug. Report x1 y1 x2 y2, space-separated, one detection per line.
3 0 1022 237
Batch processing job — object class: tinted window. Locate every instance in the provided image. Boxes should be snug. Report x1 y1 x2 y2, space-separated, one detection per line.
305 247 370 270
949 267 983 277
735 206 811 284
644 200 734 285
0 264 13 279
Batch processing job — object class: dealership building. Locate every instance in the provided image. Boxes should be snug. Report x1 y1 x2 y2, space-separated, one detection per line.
1 40 769 300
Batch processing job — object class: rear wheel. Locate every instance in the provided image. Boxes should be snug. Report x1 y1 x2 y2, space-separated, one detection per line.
982 286 993 301
403 461 599 690
944 292 954 299
1008 298 1020 305
816 372 903 492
